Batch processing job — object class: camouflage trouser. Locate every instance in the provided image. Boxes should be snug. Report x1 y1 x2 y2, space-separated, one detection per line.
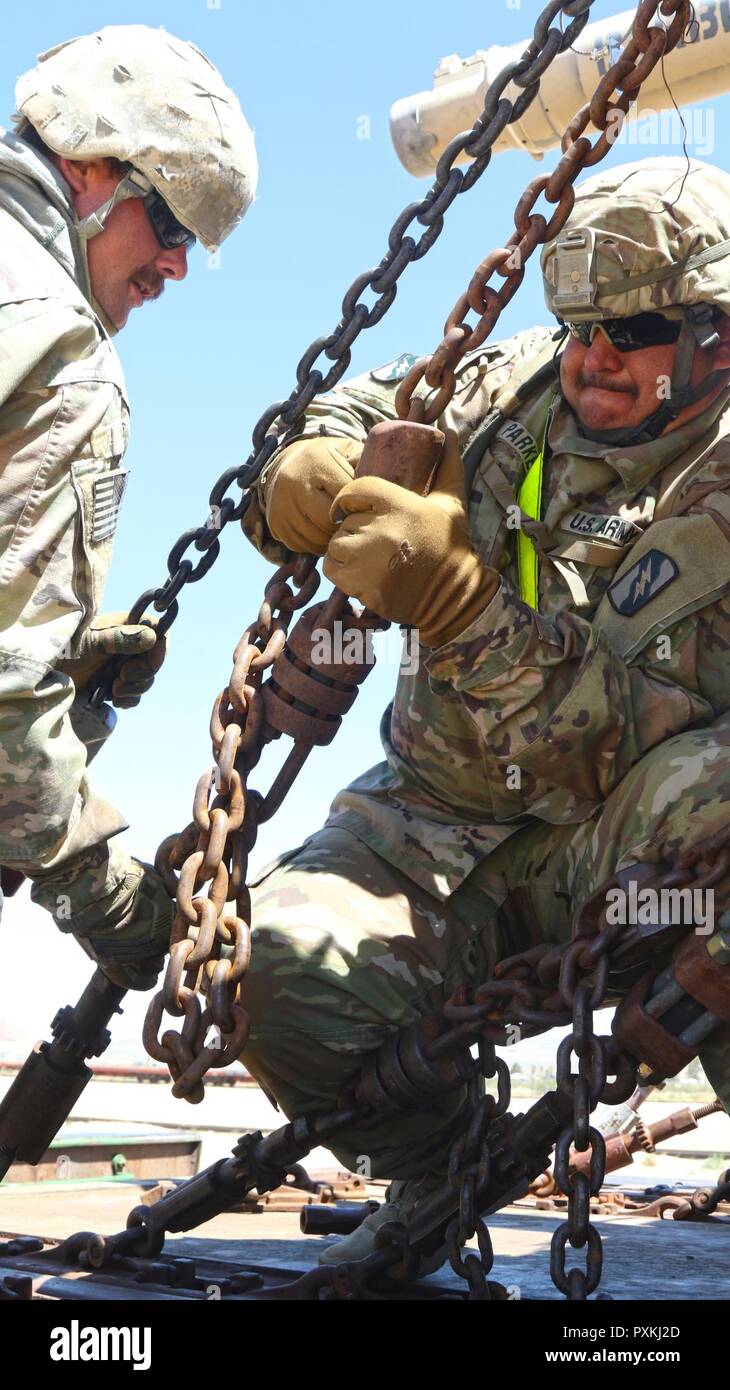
240 720 730 1179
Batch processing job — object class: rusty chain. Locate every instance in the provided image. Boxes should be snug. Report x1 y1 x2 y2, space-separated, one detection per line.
114 942 638 1297
145 0 693 1106
545 824 727 1299
395 0 693 425
673 1168 730 1220
550 965 611 1298
144 558 392 1098
0 0 709 1309
439 925 634 1300
147 805 729 1107
444 1045 512 1299
86 834 730 1298
436 824 723 1300
142 0 615 1096
96 0 598 683
134 0 702 1306
144 554 321 1101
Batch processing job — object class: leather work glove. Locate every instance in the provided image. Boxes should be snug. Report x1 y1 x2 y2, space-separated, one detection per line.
31 849 174 993
323 429 499 648
58 612 167 709
264 436 363 554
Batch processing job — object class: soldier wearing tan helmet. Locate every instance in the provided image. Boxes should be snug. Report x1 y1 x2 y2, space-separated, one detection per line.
238 157 730 1270
0 26 256 988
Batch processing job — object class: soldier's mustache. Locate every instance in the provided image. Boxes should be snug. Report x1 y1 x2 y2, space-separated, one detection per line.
579 372 638 396
132 269 165 301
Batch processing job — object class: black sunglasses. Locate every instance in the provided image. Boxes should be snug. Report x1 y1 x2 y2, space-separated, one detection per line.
143 189 196 251
563 312 684 353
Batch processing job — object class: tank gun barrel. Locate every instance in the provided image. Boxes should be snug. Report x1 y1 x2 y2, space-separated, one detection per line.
390 5 730 176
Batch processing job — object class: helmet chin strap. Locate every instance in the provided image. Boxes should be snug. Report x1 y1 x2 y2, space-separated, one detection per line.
74 233 119 338
575 306 728 447
73 169 151 338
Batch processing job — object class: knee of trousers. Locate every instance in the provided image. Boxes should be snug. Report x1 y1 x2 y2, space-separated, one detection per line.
238 829 460 1140
579 719 730 895
237 825 485 1178
238 896 473 1181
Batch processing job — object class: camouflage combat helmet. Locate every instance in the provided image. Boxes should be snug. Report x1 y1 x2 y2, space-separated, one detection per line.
541 158 730 444
14 25 258 251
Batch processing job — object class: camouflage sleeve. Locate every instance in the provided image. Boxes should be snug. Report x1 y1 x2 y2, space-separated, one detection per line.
426 510 729 806
0 300 129 885
241 363 404 562
241 328 556 562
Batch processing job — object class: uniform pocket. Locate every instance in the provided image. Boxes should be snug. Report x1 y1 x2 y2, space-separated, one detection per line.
596 512 730 661
71 461 128 620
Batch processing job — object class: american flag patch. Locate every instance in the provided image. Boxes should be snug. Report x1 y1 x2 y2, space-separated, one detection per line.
90 471 128 544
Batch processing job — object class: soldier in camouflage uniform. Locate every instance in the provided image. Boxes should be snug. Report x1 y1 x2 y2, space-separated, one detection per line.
239 157 730 1264
0 27 256 988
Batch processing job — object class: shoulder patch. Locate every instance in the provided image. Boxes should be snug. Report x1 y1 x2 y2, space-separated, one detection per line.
607 549 678 615
370 353 419 384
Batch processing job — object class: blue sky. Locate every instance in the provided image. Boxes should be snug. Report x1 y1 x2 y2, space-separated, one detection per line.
2 0 729 1052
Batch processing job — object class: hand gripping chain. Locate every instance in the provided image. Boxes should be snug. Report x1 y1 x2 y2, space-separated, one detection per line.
107 0 598 674
137 1 693 1303
145 0 691 1105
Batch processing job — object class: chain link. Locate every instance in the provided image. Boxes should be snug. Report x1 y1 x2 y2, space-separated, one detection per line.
138 0 693 1303
93 2 600 696
445 1046 511 1299
395 0 692 425
145 0 664 1091
673 1168 730 1220
550 978 608 1299
143 555 319 1101
544 811 721 1299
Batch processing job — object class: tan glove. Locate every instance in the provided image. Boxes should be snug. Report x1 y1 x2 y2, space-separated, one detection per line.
323 430 498 648
264 436 363 554
58 612 167 709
